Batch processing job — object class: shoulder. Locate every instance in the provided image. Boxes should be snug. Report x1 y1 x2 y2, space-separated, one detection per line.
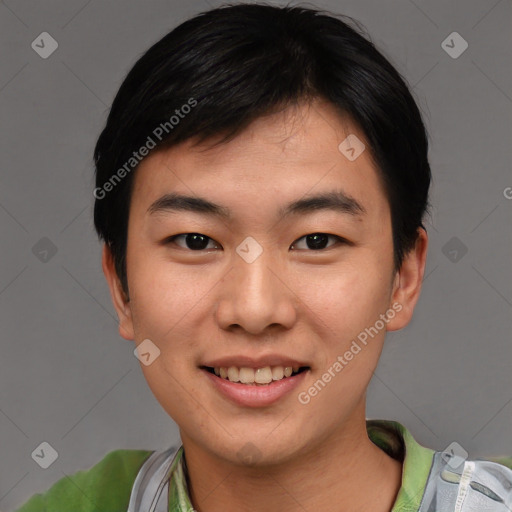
15 448 154 512
418 451 512 511
486 455 512 471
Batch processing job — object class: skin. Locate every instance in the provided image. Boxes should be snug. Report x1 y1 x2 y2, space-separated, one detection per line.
103 98 428 512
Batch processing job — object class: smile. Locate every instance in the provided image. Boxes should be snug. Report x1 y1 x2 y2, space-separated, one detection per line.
203 365 309 385
200 365 310 407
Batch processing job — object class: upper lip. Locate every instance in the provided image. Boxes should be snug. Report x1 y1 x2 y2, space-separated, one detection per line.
202 355 310 369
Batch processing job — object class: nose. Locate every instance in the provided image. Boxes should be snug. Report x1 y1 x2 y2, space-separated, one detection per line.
215 247 297 336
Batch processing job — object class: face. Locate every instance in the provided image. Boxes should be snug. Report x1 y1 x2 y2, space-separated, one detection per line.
103 99 427 466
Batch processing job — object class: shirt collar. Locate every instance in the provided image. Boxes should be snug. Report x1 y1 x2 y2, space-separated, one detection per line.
366 419 435 511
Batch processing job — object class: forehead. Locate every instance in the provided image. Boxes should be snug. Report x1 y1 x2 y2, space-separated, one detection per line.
130 99 389 223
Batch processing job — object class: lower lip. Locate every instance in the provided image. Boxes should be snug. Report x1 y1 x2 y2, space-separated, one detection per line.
202 368 309 408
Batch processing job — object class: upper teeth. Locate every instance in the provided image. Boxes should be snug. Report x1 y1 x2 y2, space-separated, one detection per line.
213 366 300 384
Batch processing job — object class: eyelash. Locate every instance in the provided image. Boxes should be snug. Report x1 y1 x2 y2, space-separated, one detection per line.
164 233 348 251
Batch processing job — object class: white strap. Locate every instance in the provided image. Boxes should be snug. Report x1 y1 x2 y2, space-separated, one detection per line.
127 446 181 512
454 461 475 512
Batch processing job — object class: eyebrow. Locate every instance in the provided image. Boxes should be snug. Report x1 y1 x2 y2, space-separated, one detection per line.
147 190 366 220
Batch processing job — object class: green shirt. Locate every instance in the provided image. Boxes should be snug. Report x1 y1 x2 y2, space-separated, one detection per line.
15 419 512 512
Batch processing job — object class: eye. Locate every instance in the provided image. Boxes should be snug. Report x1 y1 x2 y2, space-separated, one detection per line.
291 233 345 251
165 233 220 251
164 232 347 252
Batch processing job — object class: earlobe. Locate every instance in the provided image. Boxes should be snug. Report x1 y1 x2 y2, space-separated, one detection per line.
101 244 135 341
386 228 428 332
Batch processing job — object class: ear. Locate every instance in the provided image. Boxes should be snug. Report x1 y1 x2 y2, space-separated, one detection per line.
386 227 428 332
101 244 135 341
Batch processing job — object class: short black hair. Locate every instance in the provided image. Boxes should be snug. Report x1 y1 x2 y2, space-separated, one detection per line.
93 2 432 299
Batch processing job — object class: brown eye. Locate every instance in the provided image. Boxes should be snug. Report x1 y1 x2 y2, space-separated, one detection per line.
291 233 344 251
167 233 219 251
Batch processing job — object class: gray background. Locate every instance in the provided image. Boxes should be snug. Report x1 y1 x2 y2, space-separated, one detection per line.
1 0 511 510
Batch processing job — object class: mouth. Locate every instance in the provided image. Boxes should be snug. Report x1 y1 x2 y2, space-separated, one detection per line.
200 363 310 407
201 365 310 386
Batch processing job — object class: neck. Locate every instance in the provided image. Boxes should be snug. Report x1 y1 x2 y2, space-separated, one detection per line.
180 407 403 512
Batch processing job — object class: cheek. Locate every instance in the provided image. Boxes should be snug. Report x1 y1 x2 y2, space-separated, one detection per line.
127 252 201 342
298 260 389 337
127 252 232 365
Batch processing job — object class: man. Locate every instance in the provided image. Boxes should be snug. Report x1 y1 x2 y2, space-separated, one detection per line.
16 3 512 511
